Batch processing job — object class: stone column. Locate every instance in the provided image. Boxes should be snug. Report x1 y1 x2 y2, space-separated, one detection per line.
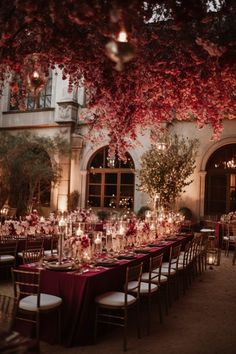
199 171 207 218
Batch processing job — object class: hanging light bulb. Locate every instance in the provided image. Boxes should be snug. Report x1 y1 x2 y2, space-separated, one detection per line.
107 155 116 168
117 29 128 42
105 27 135 71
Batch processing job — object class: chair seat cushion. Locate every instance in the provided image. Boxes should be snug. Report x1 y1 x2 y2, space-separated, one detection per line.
0 255 15 262
141 272 159 283
19 293 62 312
17 252 23 258
128 280 158 294
140 281 158 293
44 249 58 256
160 274 168 283
95 291 136 307
223 236 236 241
177 262 185 270
229 236 236 241
161 267 176 276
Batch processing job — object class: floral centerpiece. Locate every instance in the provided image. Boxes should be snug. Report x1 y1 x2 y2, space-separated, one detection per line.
25 209 39 226
64 234 90 262
220 212 236 223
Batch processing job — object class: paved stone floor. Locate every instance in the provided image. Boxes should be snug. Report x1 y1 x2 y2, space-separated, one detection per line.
1 252 236 354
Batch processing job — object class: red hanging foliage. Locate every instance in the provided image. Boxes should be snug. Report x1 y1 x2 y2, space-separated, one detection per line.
0 1 236 157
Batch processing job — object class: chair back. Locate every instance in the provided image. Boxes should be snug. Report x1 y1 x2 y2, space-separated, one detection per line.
0 239 18 268
149 253 163 285
229 223 236 236
12 269 41 307
22 248 44 264
182 241 192 267
189 237 197 262
0 294 15 331
124 262 143 304
167 244 181 273
25 235 44 250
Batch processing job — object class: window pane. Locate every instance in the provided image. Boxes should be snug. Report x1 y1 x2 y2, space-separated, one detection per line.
27 97 34 109
89 185 101 196
120 185 134 196
40 96 45 107
45 96 51 107
105 173 117 184
89 173 101 183
105 185 117 196
88 196 101 207
121 173 134 184
104 196 117 208
90 151 104 168
119 197 133 209
119 156 134 169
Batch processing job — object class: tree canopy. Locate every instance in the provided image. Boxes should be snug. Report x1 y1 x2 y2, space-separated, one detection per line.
0 1 236 156
138 133 199 207
0 131 69 215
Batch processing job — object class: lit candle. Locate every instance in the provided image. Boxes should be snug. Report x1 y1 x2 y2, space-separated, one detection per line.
94 234 102 254
59 217 66 228
119 226 125 236
76 226 83 236
150 223 156 231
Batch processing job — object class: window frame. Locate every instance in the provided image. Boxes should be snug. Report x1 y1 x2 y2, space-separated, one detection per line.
86 147 135 210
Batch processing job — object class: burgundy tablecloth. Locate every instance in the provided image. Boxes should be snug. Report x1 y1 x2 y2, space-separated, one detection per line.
17 234 192 347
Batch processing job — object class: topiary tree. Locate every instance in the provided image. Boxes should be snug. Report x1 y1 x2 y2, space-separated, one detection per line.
68 190 80 211
138 133 198 209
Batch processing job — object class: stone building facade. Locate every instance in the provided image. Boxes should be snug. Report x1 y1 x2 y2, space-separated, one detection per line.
1 69 236 221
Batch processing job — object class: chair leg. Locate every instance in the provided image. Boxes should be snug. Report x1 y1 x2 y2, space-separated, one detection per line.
157 292 163 324
123 309 128 352
225 240 229 256
147 295 151 335
233 248 236 265
36 311 40 344
94 306 98 344
162 283 169 315
57 308 61 344
136 301 141 339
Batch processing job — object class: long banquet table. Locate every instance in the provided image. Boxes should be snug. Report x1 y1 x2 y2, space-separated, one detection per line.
17 233 192 347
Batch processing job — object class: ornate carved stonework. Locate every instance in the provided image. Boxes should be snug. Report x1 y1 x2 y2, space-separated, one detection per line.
55 101 79 123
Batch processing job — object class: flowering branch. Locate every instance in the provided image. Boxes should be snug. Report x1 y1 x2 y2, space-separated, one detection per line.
0 1 235 155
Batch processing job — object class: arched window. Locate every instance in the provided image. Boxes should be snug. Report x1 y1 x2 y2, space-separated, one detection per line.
205 144 236 216
87 146 135 209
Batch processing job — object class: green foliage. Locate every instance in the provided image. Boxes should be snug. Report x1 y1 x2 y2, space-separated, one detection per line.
0 131 69 214
137 206 151 220
178 207 193 220
96 210 110 221
68 190 80 211
138 134 198 207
